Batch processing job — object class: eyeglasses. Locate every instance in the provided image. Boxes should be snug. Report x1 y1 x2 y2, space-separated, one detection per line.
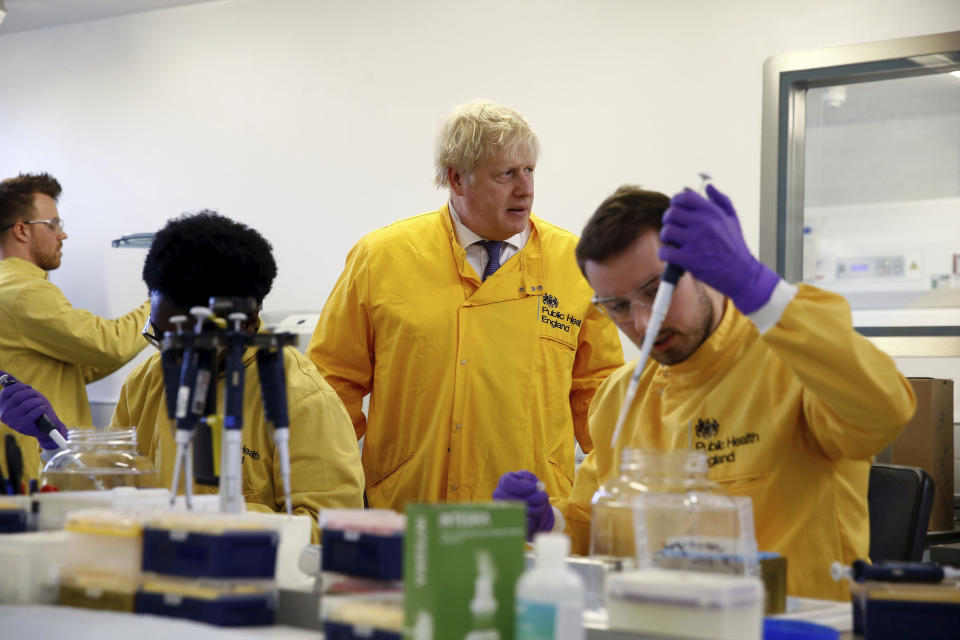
0 217 65 233
142 315 162 351
592 276 661 323
25 218 65 232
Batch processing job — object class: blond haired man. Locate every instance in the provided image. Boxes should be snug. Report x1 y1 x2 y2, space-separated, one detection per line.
309 101 623 511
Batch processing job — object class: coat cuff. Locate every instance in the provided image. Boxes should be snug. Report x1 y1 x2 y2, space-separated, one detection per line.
747 280 798 334
551 506 566 533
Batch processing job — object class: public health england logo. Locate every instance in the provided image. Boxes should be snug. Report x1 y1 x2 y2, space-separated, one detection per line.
695 418 719 438
543 293 559 308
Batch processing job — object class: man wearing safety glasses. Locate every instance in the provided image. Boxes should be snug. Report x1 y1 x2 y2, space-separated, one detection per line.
0 172 149 480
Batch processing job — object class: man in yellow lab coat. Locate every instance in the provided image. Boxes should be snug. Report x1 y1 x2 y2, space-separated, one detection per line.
309 101 624 510
495 185 915 599
111 211 364 539
0 172 149 479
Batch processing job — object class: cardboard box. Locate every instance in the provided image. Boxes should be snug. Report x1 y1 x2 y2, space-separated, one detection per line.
404 503 525 639
876 378 954 532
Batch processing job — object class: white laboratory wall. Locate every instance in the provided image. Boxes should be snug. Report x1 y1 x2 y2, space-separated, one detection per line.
1 0 959 408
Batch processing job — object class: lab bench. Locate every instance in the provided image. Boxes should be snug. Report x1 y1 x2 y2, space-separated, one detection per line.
3 595 856 639
0 604 855 640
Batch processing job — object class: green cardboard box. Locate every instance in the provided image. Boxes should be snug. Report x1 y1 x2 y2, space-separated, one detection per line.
404 503 525 639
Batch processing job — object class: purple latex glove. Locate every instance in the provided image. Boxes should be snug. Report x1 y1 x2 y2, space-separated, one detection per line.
0 371 68 450
492 469 554 540
659 184 780 315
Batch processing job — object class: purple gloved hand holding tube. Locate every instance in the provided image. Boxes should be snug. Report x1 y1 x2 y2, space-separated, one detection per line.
0 371 69 450
493 470 555 540
659 184 780 315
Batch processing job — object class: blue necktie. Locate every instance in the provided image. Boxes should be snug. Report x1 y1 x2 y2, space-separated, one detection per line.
481 240 503 281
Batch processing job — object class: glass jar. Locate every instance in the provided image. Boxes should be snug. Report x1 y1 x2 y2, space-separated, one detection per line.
631 452 757 576
42 427 158 491
590 449 712 564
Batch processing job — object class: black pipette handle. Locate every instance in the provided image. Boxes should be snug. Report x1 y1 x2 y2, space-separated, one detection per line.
224 332 247 431
851 559 947 583
4 434 23 495
663 263 685 285
160 341 182 420
257 342 289 429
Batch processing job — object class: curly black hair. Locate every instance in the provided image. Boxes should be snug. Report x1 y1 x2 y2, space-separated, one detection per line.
0 172 62 232
143 210 277 309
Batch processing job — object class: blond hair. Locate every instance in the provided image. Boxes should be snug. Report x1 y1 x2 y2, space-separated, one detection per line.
433 100 540 189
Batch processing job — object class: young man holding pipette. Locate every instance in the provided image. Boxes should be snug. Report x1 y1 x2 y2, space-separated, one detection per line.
494 184 916 600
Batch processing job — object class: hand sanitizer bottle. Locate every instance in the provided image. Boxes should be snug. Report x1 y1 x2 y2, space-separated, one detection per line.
515 533 585 640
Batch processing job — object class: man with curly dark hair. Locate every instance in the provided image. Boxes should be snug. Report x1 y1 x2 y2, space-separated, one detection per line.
0 172 149 481
110 211 364 536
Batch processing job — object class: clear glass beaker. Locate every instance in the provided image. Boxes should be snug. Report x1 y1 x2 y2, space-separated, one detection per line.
590 449 713 564
631 452 757 576
42 427 158 491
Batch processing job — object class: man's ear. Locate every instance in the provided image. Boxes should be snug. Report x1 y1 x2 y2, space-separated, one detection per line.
9 221 30 243
448 167 466 196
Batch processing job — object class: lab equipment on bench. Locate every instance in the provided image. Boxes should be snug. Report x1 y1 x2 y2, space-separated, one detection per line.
604 568 763 640
831 559 960 584
833 559 960 640
515 533 586 640
158 297 298 514
42 428 157 492
609 173 711 449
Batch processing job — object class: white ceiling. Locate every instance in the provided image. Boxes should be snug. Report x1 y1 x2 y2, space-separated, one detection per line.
0 0 219 34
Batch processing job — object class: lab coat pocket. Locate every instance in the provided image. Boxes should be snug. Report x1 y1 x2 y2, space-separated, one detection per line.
369 451 415 488
537 336 576 372
712 472 766 497
546 457 574 493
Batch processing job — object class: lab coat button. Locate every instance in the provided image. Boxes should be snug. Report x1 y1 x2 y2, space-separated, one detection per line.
455 423 463 431
450 483 459 491
460 359 467 365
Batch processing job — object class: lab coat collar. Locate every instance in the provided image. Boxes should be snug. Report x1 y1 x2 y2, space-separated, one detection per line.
439 204 545 300
655 297 752 385
1 256 49 280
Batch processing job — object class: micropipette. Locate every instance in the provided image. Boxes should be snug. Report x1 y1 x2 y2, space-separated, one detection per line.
0 374 69 450
170 307 217 508
609 173 712 450
257 336 294 515
219 309 249 514
831 559 960 584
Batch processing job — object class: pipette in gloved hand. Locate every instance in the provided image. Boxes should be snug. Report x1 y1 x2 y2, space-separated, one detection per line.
608 173 711 449
0 374 69 450
831 559 960 584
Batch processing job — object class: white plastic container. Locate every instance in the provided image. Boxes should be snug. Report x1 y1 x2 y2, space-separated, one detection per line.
0 530 75 604
515 533 585 640
605 568 763 640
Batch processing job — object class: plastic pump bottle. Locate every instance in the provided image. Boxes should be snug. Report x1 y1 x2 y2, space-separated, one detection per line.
515 533 585 640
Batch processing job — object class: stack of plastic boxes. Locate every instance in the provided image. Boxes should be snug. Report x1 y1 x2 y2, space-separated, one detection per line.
320 509 405 639
57 509 144 612
0 495 30 533
136 512 280 626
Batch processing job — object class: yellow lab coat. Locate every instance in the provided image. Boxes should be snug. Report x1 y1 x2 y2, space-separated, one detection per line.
559 286 915 600
0 256 149 479
309 206 623 510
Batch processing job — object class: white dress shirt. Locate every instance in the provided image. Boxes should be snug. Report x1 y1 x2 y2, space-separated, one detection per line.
448 200 530 279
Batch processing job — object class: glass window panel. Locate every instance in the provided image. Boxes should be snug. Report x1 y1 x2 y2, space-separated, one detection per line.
801 73 960 311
